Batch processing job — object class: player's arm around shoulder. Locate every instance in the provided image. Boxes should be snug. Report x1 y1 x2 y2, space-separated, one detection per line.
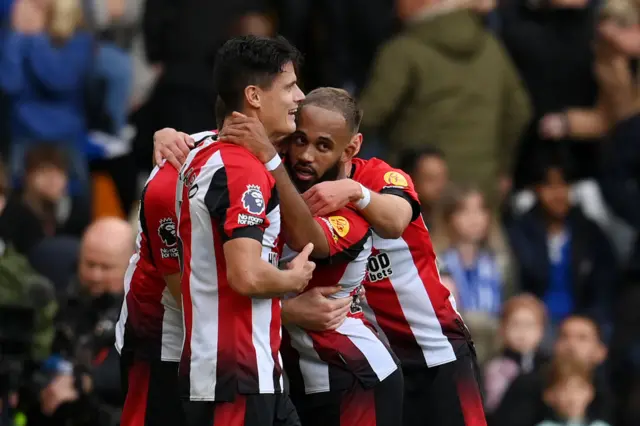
304 171 415 239
314 206 372 261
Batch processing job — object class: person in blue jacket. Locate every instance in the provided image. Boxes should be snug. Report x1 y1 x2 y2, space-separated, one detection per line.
0 0 93 195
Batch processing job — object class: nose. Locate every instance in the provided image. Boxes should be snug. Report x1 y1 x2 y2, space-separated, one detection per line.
293 85 305 103
298 145 315 163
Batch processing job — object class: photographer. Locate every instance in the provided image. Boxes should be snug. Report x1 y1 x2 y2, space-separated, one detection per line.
29 217 133 426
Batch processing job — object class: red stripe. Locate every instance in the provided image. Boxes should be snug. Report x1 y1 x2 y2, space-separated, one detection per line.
339 385 377 426
212 395 247 426
178 159 194 377
213 225 240 392
456 371 487 426
120 360 151 426
402 221 462 337
269 298 282 388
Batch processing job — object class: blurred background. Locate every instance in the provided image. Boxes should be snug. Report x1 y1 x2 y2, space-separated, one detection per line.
0 0 639 425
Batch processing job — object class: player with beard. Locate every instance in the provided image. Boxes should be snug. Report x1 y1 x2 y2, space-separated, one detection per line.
153 89 486 425
276 88 403 426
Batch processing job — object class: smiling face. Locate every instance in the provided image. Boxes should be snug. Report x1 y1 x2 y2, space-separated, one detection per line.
254 61 305 136
285 104 360 193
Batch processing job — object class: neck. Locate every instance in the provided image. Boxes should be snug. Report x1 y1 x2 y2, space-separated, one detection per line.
455 242 478 267
546 216 565 236
342 161 352 179
407 0 471 24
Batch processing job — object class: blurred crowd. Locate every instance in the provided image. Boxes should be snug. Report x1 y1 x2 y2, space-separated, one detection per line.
0 0 640 426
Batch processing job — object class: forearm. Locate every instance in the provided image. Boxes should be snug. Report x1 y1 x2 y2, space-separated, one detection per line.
164 273 181 307
270 165 330 256
566 108 609 139
359 191 412 239
232 258 298 297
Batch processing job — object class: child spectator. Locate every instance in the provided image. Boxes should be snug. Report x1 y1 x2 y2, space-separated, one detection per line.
505 153 617 333
0 145 68 255
485 294 549 413
538 356 611 426
436 184 510 363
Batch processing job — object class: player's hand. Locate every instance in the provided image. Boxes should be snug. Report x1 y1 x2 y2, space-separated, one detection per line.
218 112 278 164
153 128 194 169
282 286 352 331
40 374 79 416
539 113 569 140
303 179 362 216
286 243 316 293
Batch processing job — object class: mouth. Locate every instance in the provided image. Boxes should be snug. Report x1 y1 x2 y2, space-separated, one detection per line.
288 107 298 117
293 165 315 181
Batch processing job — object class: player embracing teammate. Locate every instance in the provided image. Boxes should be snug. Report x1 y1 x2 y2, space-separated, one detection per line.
137 35 487 426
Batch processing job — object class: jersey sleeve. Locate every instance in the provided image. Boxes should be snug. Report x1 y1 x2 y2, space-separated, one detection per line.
205 149 274 242
315 207 371 261
354 160 421 222
142 167 180 275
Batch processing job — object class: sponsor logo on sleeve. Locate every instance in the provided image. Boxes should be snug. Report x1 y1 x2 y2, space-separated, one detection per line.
242 184 265 215
158 218 179 258
328 216 350 242
383 171 408 188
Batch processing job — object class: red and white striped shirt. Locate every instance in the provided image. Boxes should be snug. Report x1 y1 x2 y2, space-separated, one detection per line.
115 131 216 363
281 206 398 395
177 139 283 402
352 158 468 370
115 164 182 362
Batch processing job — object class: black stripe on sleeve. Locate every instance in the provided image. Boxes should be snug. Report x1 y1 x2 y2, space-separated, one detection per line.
380 187 421 222
204 167 265 243
315 229 372 266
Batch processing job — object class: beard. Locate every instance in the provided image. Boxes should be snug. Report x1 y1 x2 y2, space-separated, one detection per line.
286 158 342 193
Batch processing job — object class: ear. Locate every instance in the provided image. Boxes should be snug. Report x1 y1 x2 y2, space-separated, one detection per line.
341 133 363 163
244 85 261 109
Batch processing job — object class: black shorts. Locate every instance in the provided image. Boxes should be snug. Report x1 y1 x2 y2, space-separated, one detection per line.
183 393 300 426
403 342 486 426
291 368 404 426
120 355 185 426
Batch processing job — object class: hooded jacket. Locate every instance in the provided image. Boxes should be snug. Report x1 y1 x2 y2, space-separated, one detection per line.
359 9 531 204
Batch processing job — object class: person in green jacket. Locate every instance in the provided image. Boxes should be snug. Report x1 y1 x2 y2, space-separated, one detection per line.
359 0 532 207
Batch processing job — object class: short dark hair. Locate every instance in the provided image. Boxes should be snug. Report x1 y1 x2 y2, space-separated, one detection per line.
213 35 302 116
300 87 363 133
531 146 575 186
24 145 67 175
215 96 226 129
561 314 604 343
398 146 445 176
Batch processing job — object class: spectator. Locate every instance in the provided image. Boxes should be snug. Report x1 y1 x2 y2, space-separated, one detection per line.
0 0 94 195
484 294 549 413
436 184 508 363
492 315 613 426
538 355 611 426
0 145 68 256
499 0 600 189
505 153 617 329
51 217 132 413
595 17 640 426
359 0 532 206
399 146 449 230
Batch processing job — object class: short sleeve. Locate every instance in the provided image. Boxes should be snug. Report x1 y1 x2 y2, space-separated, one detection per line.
142 167 180 275
353 159 421 222
315 207 371 260
204 148 274 242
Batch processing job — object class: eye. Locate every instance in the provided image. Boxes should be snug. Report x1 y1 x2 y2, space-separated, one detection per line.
317 142 330 152
292 134 305 145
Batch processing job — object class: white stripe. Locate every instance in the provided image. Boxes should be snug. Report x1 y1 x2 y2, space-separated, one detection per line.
160 286 182 361
286 325 331 394
373 234 456 366
185 150 224 400
115 169 158 354
335 317 397 381
252 204 283 392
